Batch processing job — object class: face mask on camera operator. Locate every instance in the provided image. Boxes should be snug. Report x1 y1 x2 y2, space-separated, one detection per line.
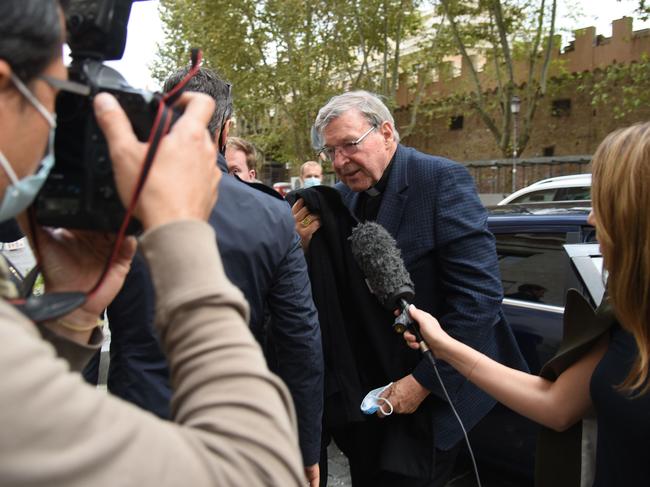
0 74 57 222
0 10 66 222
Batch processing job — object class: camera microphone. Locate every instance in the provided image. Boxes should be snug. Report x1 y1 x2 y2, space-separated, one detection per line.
349 221 429 351
349 221 414 310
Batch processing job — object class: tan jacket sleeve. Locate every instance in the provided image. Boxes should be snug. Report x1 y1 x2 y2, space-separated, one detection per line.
0 220 304 487
0 245 103 372
37 325 104 372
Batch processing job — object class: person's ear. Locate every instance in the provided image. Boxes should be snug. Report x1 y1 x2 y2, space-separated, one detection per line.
222 119 231 145
0 60 14 92
250 169 257 180
380 121 394 145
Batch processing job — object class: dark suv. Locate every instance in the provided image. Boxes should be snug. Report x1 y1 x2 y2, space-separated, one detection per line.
458 204 601 485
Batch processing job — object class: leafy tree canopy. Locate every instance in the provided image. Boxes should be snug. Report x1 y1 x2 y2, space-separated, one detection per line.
155 0 422 165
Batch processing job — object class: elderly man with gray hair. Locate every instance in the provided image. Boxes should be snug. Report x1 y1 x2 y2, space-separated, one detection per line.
291 91 526 486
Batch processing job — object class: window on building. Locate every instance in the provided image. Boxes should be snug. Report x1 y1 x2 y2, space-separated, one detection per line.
543 146 555 157
451 61 462 78
551 99 572 117
450 115 464 131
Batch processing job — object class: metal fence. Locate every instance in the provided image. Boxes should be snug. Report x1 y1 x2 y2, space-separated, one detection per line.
465 155 592 195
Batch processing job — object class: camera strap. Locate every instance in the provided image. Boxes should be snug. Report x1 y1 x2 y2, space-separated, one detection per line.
11 292 87 323
86 49 204 300
163 49 203 106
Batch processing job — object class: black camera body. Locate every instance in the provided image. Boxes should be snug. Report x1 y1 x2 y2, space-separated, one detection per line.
35 0 158 233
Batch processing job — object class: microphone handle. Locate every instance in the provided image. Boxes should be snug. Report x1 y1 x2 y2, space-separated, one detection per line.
395 298 436 366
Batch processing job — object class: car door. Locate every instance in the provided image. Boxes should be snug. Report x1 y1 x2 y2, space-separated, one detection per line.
467 219 595 483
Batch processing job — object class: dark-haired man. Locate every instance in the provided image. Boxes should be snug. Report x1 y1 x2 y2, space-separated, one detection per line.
92 66 324 486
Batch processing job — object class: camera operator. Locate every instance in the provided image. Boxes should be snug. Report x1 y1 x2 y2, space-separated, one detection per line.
0 1 304 485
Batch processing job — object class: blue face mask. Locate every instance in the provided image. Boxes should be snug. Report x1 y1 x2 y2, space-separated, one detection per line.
0 74 56 223
360 382 393 416
303 176 321 189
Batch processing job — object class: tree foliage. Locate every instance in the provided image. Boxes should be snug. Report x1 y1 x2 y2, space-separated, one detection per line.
633 0 650 20
155 0 422 165
586 55 650 119
429 0 558 157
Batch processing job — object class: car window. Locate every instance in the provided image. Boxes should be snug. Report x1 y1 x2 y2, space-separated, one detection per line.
496 232 568 307
554 186 591 201
510 188 557 204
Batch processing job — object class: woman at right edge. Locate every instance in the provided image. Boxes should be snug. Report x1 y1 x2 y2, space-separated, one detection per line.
405 122 650 486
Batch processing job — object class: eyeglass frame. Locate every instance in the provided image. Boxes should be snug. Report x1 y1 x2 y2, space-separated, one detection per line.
318 125 377 162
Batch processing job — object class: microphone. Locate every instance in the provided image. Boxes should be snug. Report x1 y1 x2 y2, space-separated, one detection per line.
349 222 429 352
349 221 414 310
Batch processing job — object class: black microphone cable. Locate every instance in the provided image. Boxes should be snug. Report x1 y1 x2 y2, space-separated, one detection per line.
396 301 482 487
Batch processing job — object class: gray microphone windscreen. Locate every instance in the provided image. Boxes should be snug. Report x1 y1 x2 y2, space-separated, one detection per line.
350 221 414 309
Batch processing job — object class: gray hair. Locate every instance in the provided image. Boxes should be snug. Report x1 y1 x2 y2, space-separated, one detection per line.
164 67 232 139
314 90 400 144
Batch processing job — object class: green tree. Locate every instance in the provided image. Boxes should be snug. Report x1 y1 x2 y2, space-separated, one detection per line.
429 0 558 158
155 0 422 166
588 55 650 119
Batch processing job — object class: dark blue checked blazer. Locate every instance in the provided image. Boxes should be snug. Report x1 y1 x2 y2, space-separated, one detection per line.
337 144 527 450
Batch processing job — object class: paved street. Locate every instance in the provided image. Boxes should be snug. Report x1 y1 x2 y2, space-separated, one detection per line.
326 444 352 486
326 443 483 487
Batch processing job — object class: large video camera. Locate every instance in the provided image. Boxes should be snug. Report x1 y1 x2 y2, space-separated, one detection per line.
35 0 166 233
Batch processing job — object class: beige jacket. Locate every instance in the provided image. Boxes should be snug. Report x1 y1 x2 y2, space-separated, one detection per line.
0 220 304 486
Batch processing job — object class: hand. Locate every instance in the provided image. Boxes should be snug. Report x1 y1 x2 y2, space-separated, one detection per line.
304 463 319 487
29 228 136 309
377 374 429 417
403 305 451 357
291 198 320 250
94 92 221 230
19 221 136 342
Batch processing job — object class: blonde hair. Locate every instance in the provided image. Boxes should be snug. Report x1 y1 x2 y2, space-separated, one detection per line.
300 161 322 178
592 122 650 394
226 137 258 171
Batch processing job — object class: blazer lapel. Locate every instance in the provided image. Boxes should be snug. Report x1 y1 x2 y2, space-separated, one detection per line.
377 145 409 238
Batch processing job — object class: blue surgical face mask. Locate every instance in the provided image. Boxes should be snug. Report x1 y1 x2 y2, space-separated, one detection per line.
0 74 56 222
303 176 321 189
360 382 393 416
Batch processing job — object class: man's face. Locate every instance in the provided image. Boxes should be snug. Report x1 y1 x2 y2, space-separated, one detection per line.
0 12 66 184
322 109 396 192
225 146 256 181
302 165 322 181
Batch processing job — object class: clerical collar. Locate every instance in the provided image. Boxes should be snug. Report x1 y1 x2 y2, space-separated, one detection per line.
364 158 394 197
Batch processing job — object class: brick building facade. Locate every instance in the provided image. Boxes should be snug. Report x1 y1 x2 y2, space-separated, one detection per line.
394 17 650 194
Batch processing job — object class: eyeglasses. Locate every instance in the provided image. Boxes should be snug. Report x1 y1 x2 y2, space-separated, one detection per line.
38 75 91 96
318 125 376 162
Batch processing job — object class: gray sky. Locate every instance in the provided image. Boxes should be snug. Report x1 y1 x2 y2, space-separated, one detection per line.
105 1 163 90
109 0 649 91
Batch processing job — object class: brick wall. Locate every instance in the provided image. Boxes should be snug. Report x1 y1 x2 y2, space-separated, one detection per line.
395 16 650 179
